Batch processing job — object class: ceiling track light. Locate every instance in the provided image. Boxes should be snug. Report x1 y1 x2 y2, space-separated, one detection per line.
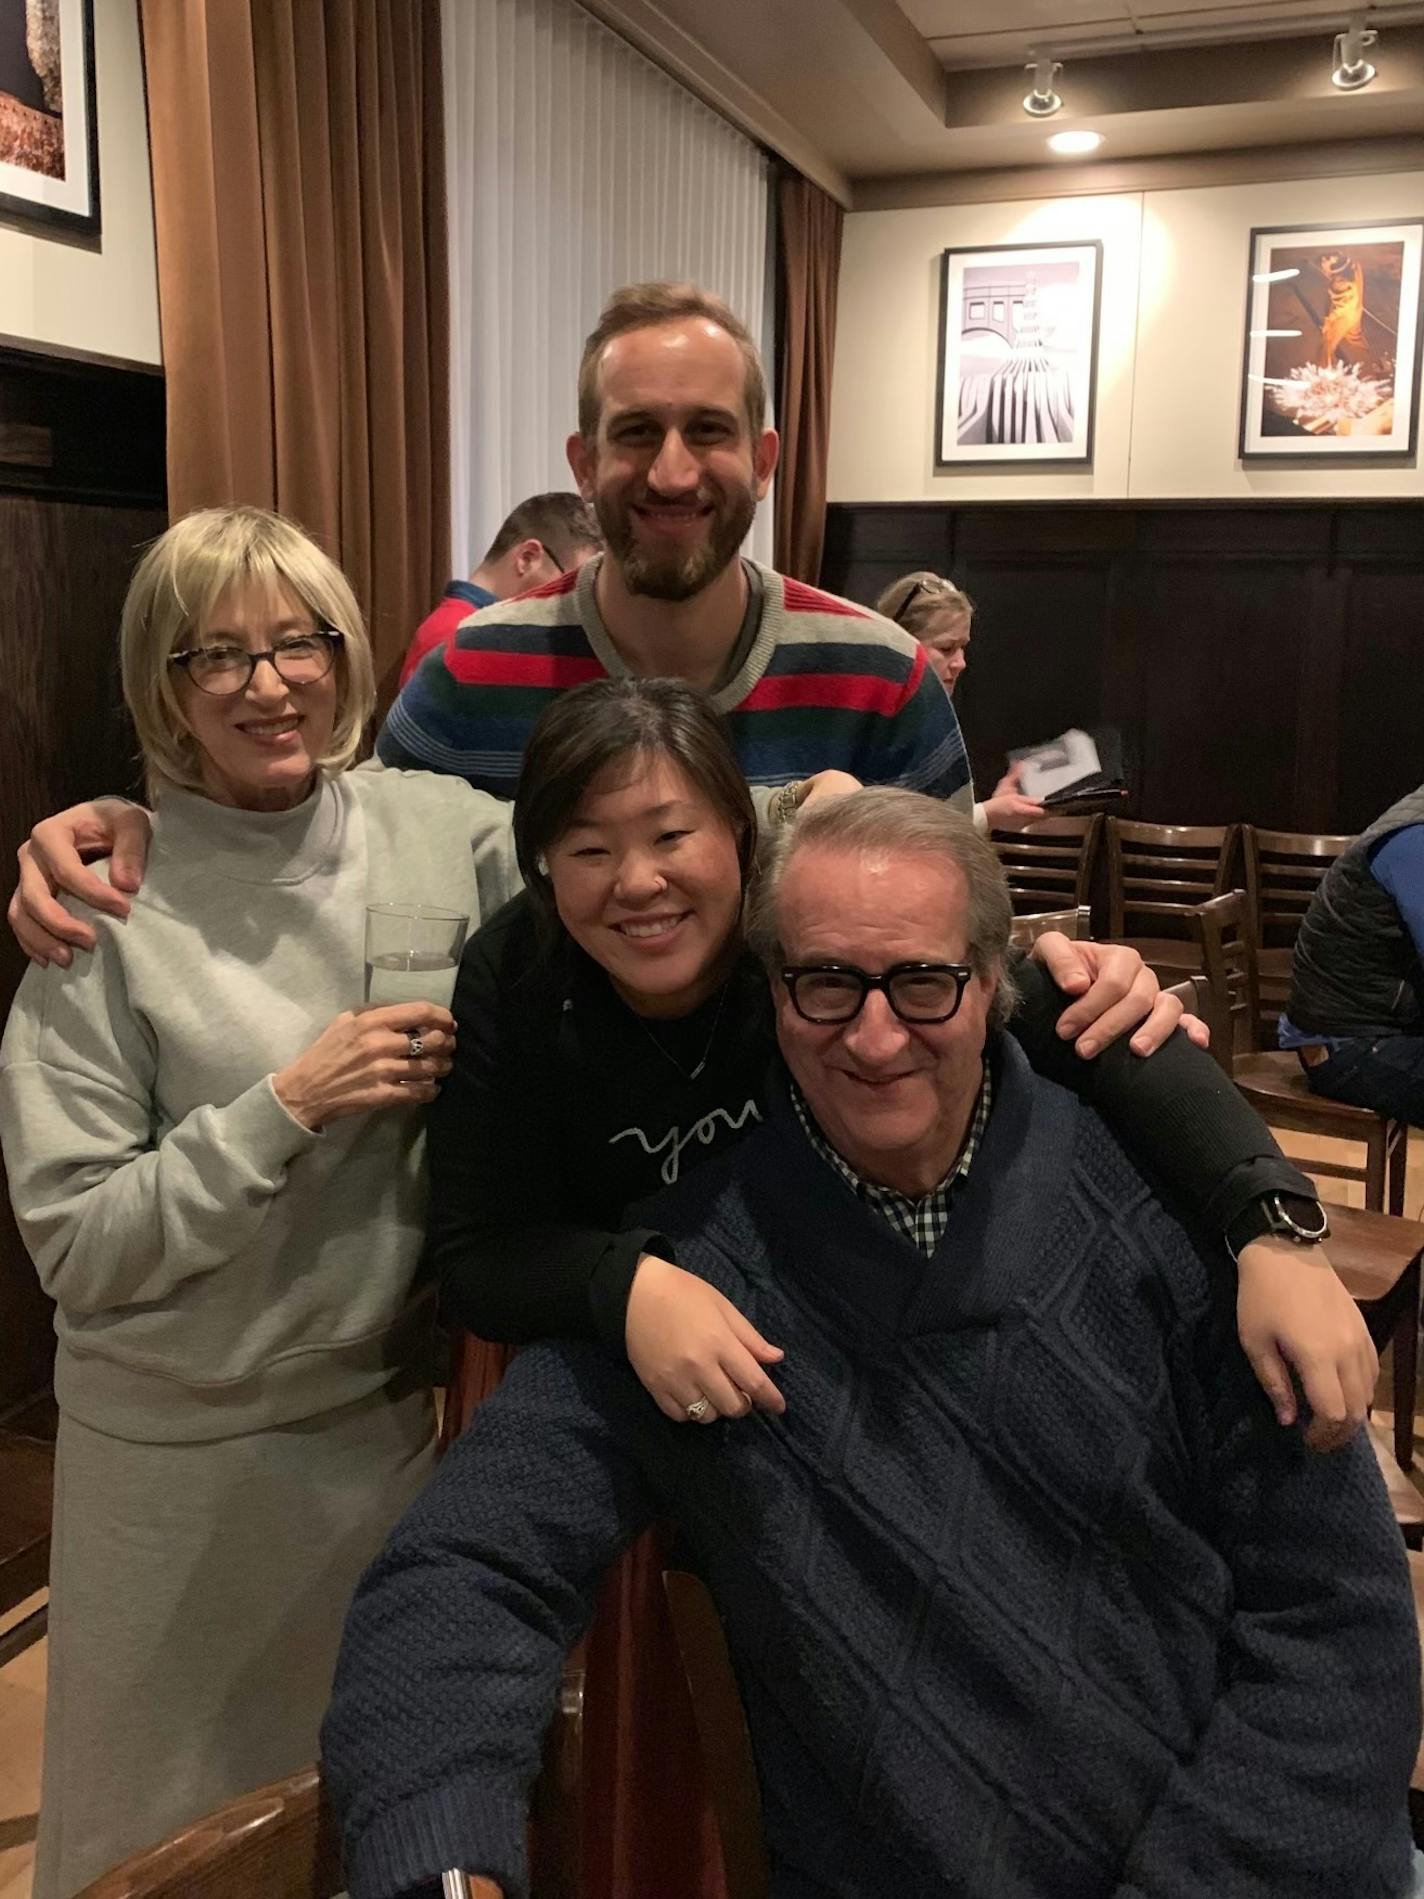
1332 17 1379 88
1023 54 1063 118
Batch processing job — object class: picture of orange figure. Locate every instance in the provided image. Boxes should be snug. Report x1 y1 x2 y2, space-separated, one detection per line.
1317 251 1365 365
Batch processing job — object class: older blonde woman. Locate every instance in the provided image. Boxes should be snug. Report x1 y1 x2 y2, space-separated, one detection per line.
0 507 521 1898
876 571 1044 833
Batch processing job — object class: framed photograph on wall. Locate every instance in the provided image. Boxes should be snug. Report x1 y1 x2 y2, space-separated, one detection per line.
1238 220 1423 460
0 0 99 239
935 240 1102 467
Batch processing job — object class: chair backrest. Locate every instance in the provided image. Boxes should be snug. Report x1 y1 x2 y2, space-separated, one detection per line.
1186 891 1260 1070
1242 824 1353 956
991 815 1101 917
663 1569 770 1899
1009 905 1091 950
1106 819 1238 941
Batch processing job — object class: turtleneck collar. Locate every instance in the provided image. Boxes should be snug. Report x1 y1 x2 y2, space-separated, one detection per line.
151 773 346 886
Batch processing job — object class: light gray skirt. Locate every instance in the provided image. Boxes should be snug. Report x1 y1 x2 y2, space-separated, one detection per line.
33 1381 436 1899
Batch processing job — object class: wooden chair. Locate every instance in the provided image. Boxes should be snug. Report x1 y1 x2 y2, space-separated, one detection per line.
1327 1207 1424 1469
1372 1423 1424 1549
664 1568 769 1899
1008 905 1091 950
72 1769 345 1899
0 1389 56 1668
1104 818 1238 979
1242 825 1353 1043
1191 891 1409 1214
991 815 1101 919
74 1657 588 1899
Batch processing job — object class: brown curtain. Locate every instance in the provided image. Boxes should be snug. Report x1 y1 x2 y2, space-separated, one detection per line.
139 0 449 700
773 169 844 586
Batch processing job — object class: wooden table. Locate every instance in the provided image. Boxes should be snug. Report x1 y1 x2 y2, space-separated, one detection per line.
1326 1206 1424 1470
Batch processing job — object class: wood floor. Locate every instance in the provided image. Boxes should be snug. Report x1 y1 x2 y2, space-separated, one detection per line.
1 1129 1421 1899
0 1593 43 1899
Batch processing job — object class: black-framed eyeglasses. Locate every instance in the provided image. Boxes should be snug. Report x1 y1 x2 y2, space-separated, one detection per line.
536 541 567 575
781 961 974 1025
168 629 344 696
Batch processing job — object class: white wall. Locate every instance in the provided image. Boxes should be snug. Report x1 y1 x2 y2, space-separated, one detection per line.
829 168 1424 503
0 0 160 364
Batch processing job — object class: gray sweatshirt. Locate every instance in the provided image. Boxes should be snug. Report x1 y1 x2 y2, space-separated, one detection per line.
0 768 521 1443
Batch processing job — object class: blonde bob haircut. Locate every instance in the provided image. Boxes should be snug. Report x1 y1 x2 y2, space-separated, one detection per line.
121 506 375 801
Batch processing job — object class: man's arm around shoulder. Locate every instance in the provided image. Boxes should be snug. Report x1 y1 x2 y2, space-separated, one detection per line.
322 1342 664 1899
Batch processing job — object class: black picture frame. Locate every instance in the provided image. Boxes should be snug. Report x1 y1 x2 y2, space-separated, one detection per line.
0 0 100 241
1237 218 1422 464
934 239 1102 469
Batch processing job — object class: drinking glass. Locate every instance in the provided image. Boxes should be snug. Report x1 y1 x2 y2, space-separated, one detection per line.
364 903 469 1010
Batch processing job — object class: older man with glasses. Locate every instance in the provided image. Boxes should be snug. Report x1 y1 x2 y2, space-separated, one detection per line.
323 786 1419 1899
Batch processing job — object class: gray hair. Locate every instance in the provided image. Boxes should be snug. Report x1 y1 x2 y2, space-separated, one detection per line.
748 786 1019 1025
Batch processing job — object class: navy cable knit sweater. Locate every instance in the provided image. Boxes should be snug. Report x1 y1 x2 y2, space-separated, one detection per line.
323 1039 1418 1899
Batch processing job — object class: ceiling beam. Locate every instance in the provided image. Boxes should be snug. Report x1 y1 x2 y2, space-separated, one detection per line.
851 134 1424 209
936 26 1424 126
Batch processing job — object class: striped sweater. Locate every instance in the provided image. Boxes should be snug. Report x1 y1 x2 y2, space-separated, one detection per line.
376 556 973 806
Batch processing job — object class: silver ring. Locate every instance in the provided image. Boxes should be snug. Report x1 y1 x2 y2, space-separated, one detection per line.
407 1032 425 1060
685 1396 711 1422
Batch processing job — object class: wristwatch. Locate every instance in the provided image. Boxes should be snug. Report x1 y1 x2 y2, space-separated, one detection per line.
1225 1192 1331 1264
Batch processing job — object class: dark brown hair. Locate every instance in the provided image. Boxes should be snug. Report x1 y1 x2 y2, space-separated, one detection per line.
515 677 758 942
577 281 768 442
482 492 601 567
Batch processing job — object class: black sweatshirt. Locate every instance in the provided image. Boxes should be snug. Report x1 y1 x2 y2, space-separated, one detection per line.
425 893 1312 1353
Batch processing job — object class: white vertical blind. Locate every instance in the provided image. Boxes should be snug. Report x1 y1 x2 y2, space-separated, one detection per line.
443 0 773 577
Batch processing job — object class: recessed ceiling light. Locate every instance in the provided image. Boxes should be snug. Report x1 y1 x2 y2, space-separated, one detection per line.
1047 130 1102 155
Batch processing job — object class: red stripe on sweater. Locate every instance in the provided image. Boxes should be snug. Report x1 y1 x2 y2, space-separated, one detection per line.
779 578 874 619
442 649 607 688
514 569 582 601
739 671 908 716
904 641 927 704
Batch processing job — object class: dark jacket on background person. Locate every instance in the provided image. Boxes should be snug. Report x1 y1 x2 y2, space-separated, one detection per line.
1290 783 1424 1038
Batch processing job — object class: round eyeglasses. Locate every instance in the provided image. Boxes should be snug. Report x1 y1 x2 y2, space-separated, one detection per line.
168 629 344 696
781 962 973 1025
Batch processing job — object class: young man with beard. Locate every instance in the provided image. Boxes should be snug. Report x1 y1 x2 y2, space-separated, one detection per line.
376 281 972 807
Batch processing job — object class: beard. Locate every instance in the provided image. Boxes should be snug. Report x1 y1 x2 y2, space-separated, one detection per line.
595 482 757 601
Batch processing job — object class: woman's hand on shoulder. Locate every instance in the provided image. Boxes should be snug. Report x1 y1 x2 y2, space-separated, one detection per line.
272 1003 456 1132
626 1253 786 1424
9 798 154 967
797 770 861 811
1030 932 1210 1058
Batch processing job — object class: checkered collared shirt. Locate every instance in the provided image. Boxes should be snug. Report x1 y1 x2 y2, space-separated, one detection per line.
790 1067 993 1257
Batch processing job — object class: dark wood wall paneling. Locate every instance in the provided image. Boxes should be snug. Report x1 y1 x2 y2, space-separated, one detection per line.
822 500 1424 837
0 338 165 1412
